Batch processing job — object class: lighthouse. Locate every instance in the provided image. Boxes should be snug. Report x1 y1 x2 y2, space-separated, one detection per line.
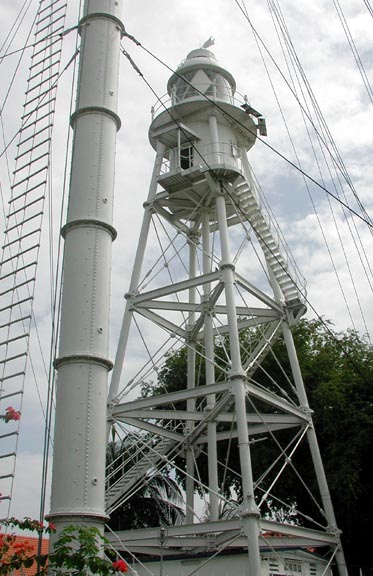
107 46 347 576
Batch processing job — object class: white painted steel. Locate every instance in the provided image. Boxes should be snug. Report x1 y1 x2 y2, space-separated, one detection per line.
108 143 166 408
106 45 346 576
48 0 123 536
202 211 219 521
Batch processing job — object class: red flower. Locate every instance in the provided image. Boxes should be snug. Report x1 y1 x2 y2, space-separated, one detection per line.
112 559 128 572
3 407 21 423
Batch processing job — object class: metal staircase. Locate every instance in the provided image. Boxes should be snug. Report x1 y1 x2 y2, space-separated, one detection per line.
234 177 306 306
0 0 67 511
105 436 178 515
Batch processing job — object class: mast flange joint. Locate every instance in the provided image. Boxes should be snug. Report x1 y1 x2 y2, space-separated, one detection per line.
78 12 125 38
70 106 121 131
54 354 113 371
61 219 117 241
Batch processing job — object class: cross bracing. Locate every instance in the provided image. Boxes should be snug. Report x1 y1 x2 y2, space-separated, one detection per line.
106 47 346 573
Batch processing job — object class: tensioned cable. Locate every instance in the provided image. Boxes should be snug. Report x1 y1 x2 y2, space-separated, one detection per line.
255 482 326 530
266 0 372 338
0 31 78 163
120 306 229 398
120 37 373 388
332 0 373 105
122 43 307 313
0 0 33 59
0 27 79 61
151 216 190 326
104 524 154 576
362 0 373 18
1 2 76 519
136 231 188 292
37 29 83 534
116 46 372 544
257 425 309 509
0 5 37 220
234 0 373 231
123 29 373 231
264 0 369 334
120 44 373 390
111 421 211 522
246 393 325 517
264 0 360 325
246 391 329 522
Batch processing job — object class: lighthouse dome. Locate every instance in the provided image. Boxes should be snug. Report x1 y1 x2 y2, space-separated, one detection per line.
167 47 236 105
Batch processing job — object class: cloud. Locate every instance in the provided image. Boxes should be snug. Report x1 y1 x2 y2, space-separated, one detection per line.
1 0 372 521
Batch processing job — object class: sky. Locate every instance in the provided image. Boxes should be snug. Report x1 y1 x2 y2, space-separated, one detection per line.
0 0 372 522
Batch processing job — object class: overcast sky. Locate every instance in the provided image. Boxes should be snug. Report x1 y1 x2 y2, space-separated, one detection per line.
1 0 372 522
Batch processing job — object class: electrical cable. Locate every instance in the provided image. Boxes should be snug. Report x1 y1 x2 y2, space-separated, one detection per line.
0 0 33 59
264 0 372 337
119 42 373 395
123 28 373 232
235 0 373 231
332 0 373 105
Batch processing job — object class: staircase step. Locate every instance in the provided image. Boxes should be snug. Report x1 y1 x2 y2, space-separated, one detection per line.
233 175 305 305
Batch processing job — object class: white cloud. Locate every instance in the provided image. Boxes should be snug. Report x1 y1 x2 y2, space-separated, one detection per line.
1 0 372 521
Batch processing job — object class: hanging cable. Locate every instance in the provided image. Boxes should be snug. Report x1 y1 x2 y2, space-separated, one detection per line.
118 44 373 391
264 0 372 337
0 0 33 60
332 0 373 105
233 0 373 230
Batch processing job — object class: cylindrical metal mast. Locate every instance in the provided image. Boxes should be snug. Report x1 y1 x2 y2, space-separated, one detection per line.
48 0 123 535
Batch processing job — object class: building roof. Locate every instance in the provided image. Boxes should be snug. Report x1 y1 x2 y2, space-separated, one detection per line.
4 535 49 576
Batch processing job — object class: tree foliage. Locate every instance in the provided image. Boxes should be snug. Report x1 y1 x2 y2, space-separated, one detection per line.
0 520 128 576
106 436 185 532
140 318 373 573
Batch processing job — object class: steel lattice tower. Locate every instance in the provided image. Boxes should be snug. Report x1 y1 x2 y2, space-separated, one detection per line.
106 47 347 576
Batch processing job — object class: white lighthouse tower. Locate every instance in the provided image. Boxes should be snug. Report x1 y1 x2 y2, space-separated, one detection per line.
107 46 347 576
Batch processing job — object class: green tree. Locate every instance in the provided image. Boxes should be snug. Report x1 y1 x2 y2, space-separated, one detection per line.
140 319 373 574
106 437 185 531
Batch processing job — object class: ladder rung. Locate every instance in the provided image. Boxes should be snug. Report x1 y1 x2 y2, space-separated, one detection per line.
0 295 33 312
0 474 15 479
29 59 59 82
0 352 28 365
37 3 66 28
35 16 64 37
8 196 44 218
12 167 47 188
0 431 19 440
0 452 16 460
0 279 34 298
0 315 31 330
2 228 40 249
0 333 29 347
1 243 40 264
38 0 64 15
21 103 54 123
25 72 59 95
6 211 43 232
13 152 49 175
29 48 61 70
0 496 11 501
0 261 37 280
16 138 50 160
0 373 25 383
23 85 55 108
33 36 61 59
10 180 46 203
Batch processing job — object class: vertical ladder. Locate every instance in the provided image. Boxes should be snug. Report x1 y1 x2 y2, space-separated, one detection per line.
0 0 67 514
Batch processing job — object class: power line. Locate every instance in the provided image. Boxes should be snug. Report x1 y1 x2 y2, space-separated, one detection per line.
119 45 372 389
122 29 373 232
